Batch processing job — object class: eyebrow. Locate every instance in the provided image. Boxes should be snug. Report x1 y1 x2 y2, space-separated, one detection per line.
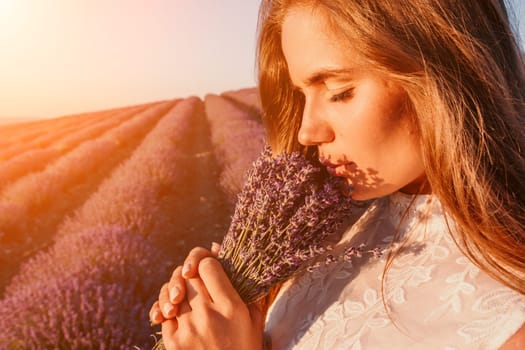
293 67 356 90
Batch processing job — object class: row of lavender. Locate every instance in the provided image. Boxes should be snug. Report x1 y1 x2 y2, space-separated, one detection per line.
0 103 154 190
0 101 160 155
205 92 266 204
0 101 176 293
0 98 199 349
0 106 128 157
0 91 266 349
1 106 128 162
0 100 173 239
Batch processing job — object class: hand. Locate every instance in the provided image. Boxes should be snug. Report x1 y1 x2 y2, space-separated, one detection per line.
149 243 221 324
161 257 264 350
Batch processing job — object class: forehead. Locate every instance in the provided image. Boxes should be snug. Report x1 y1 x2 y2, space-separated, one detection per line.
281 6 361 85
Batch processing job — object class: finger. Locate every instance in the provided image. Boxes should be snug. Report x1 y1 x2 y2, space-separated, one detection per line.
161 318 178 345
182 246 215 279
198 257 244 306
176 297 192 317
185 276 212 311
149 300 164 325
167 265 185 304
159 283 176 319
210 241 221 256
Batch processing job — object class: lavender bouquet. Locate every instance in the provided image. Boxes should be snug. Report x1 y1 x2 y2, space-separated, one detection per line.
152 146 357 349
217 146 356 303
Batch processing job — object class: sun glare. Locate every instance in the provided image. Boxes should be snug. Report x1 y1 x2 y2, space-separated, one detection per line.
0 0 18 18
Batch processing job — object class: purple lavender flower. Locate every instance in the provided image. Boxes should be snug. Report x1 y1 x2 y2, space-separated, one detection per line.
0 225 169 350
217 146 356 304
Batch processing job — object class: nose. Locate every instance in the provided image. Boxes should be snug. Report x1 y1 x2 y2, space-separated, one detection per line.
297 99 334 146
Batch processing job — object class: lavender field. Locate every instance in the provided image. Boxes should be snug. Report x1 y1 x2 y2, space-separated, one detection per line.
0 87 265 349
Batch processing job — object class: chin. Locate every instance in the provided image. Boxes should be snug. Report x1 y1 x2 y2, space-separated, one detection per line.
350 190 370 201
349 186 389 202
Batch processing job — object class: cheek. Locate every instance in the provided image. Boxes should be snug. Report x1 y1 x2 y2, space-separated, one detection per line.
379 91 413 131
373 93 417 152
341 86 409 142
335 103 402 154
341 101 420 175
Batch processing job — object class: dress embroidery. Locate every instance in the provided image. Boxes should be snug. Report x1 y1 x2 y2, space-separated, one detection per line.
265 192 525 349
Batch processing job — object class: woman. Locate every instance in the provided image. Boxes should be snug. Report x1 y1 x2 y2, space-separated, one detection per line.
150 0 525 348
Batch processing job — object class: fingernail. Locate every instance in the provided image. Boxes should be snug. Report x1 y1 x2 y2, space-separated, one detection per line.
163 303 174 317
169 286 180 302
182 263 191 278
151 310 161 324
211 242 220 252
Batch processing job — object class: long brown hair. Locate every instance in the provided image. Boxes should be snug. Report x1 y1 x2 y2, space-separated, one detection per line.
256 0 525 302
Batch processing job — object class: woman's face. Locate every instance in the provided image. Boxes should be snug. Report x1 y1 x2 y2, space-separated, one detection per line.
281 6 428 200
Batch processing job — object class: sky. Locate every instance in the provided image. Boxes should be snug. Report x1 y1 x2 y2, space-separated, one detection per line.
0 0 524 121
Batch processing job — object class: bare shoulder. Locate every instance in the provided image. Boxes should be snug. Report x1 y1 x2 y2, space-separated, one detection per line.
499 323 525 350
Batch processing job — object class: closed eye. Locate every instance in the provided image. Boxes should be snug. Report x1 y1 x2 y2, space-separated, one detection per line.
330 89 354 102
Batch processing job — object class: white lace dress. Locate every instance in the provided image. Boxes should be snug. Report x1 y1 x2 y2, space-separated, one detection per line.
264 192 525 349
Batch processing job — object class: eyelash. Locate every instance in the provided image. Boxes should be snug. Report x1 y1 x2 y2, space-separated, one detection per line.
330 89 353 102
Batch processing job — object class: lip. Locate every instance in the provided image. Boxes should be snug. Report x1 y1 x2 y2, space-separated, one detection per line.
319 159 339 168
319 159 355 176
328 164 351 176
